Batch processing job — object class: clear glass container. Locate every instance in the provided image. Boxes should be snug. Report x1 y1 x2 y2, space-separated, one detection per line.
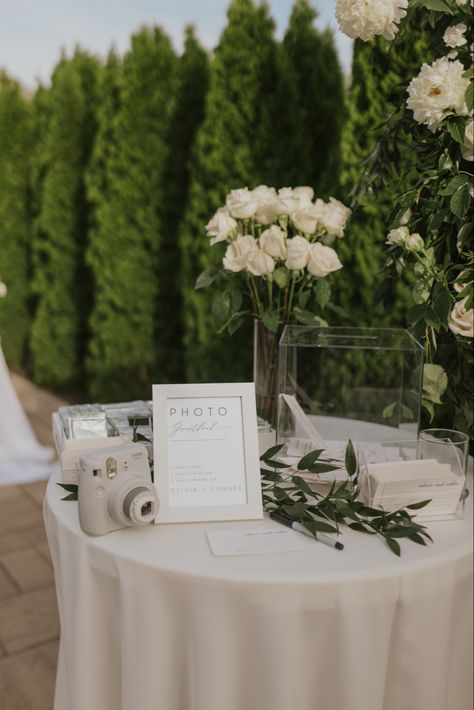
277 326 424 443
357 434 468 521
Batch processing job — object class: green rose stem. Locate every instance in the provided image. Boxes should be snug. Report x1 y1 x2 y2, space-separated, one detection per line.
248 274 263 316
286 272 298 320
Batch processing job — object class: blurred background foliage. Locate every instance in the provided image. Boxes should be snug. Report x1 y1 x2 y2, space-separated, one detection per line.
0 0 430 403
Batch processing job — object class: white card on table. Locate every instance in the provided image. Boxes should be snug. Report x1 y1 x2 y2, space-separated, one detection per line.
153 383 263 523
206 527 303 556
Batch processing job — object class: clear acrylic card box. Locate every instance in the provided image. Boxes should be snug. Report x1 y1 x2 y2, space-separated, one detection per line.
277 326 424 444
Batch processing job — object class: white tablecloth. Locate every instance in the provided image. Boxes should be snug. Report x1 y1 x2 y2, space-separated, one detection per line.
44 462 473 710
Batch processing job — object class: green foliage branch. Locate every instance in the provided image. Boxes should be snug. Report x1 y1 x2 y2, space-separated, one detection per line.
344 0 474 438
260 441 433 557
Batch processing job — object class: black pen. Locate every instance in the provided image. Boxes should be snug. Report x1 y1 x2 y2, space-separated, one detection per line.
270 511 344 550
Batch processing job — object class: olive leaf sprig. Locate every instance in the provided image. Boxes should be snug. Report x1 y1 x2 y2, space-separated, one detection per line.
260 441 433 557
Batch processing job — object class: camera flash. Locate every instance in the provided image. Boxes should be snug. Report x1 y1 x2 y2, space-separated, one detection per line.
106 457 118 479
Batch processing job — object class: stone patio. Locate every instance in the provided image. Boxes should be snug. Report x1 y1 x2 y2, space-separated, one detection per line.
0 373 68 710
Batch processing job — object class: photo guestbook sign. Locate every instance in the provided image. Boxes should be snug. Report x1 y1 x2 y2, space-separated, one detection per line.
153 383 263 523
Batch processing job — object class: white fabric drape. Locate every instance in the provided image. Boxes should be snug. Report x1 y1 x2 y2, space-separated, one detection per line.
44 466 473 710
0 344 56 485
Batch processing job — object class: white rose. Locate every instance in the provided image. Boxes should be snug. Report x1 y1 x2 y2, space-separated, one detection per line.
386 226 409 245
0 281 7 299
259 225 287 259
316 197 352 238
443 23 467 48
285 236 311 270
247 249 275 277
253 185 280 224
448 297 474 337
407 57 469 132
405 233 424 252
336 0 408 42
291 203 321 235
205 207 237 245
226 188 258 219
292 186 314 206
276 186 313 215
252 185 276 202
462 119 474 161
222 235 257 272
307 243 343 277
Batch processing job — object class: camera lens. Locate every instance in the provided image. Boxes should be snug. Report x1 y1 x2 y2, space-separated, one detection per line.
108 476 159 528
123 487 156 525
141 501 152 517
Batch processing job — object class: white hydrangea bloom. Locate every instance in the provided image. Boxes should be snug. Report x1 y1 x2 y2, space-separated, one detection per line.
335 0 408 42
443 24 467 49
406 57 469 132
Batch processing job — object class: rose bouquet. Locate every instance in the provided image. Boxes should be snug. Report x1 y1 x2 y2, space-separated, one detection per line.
196 185 351 336
195 185 351 423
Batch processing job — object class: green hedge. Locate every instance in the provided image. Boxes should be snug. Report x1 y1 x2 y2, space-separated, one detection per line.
30 50 99 388
0 73 33 366
275 0 345 197
86 28 178 401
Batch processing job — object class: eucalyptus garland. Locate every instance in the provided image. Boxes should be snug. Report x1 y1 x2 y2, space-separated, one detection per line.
260 441 433 557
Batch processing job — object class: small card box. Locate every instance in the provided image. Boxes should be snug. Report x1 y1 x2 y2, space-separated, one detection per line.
359 458 465 517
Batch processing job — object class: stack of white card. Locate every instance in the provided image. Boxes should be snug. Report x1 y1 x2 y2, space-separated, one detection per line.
362 458 464 517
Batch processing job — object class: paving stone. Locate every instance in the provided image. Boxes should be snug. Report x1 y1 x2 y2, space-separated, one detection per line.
0 587 59 655
0 641 57 710
0 487 22 504
0 567 17 602
0 527 48 558
1 550 54 593
35 543 52 567
22 480 48 508
0 496 44 537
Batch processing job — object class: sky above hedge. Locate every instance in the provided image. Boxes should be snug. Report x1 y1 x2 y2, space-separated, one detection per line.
1 0 352 89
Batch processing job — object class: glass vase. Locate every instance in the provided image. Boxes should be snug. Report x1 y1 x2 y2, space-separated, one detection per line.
253 319 281 427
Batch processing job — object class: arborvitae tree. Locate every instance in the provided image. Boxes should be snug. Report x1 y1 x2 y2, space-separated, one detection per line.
85 50 122 228
180 0 278 383
335 26 432 325
30 49 99 388
0 73 33 366
274 0 345 197
157 27 209 383
86 28 177 401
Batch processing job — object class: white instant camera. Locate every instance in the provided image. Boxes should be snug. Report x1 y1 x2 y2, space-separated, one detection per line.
78 443 159 536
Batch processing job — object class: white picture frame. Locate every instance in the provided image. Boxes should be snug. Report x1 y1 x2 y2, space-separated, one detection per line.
152 382 263 523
